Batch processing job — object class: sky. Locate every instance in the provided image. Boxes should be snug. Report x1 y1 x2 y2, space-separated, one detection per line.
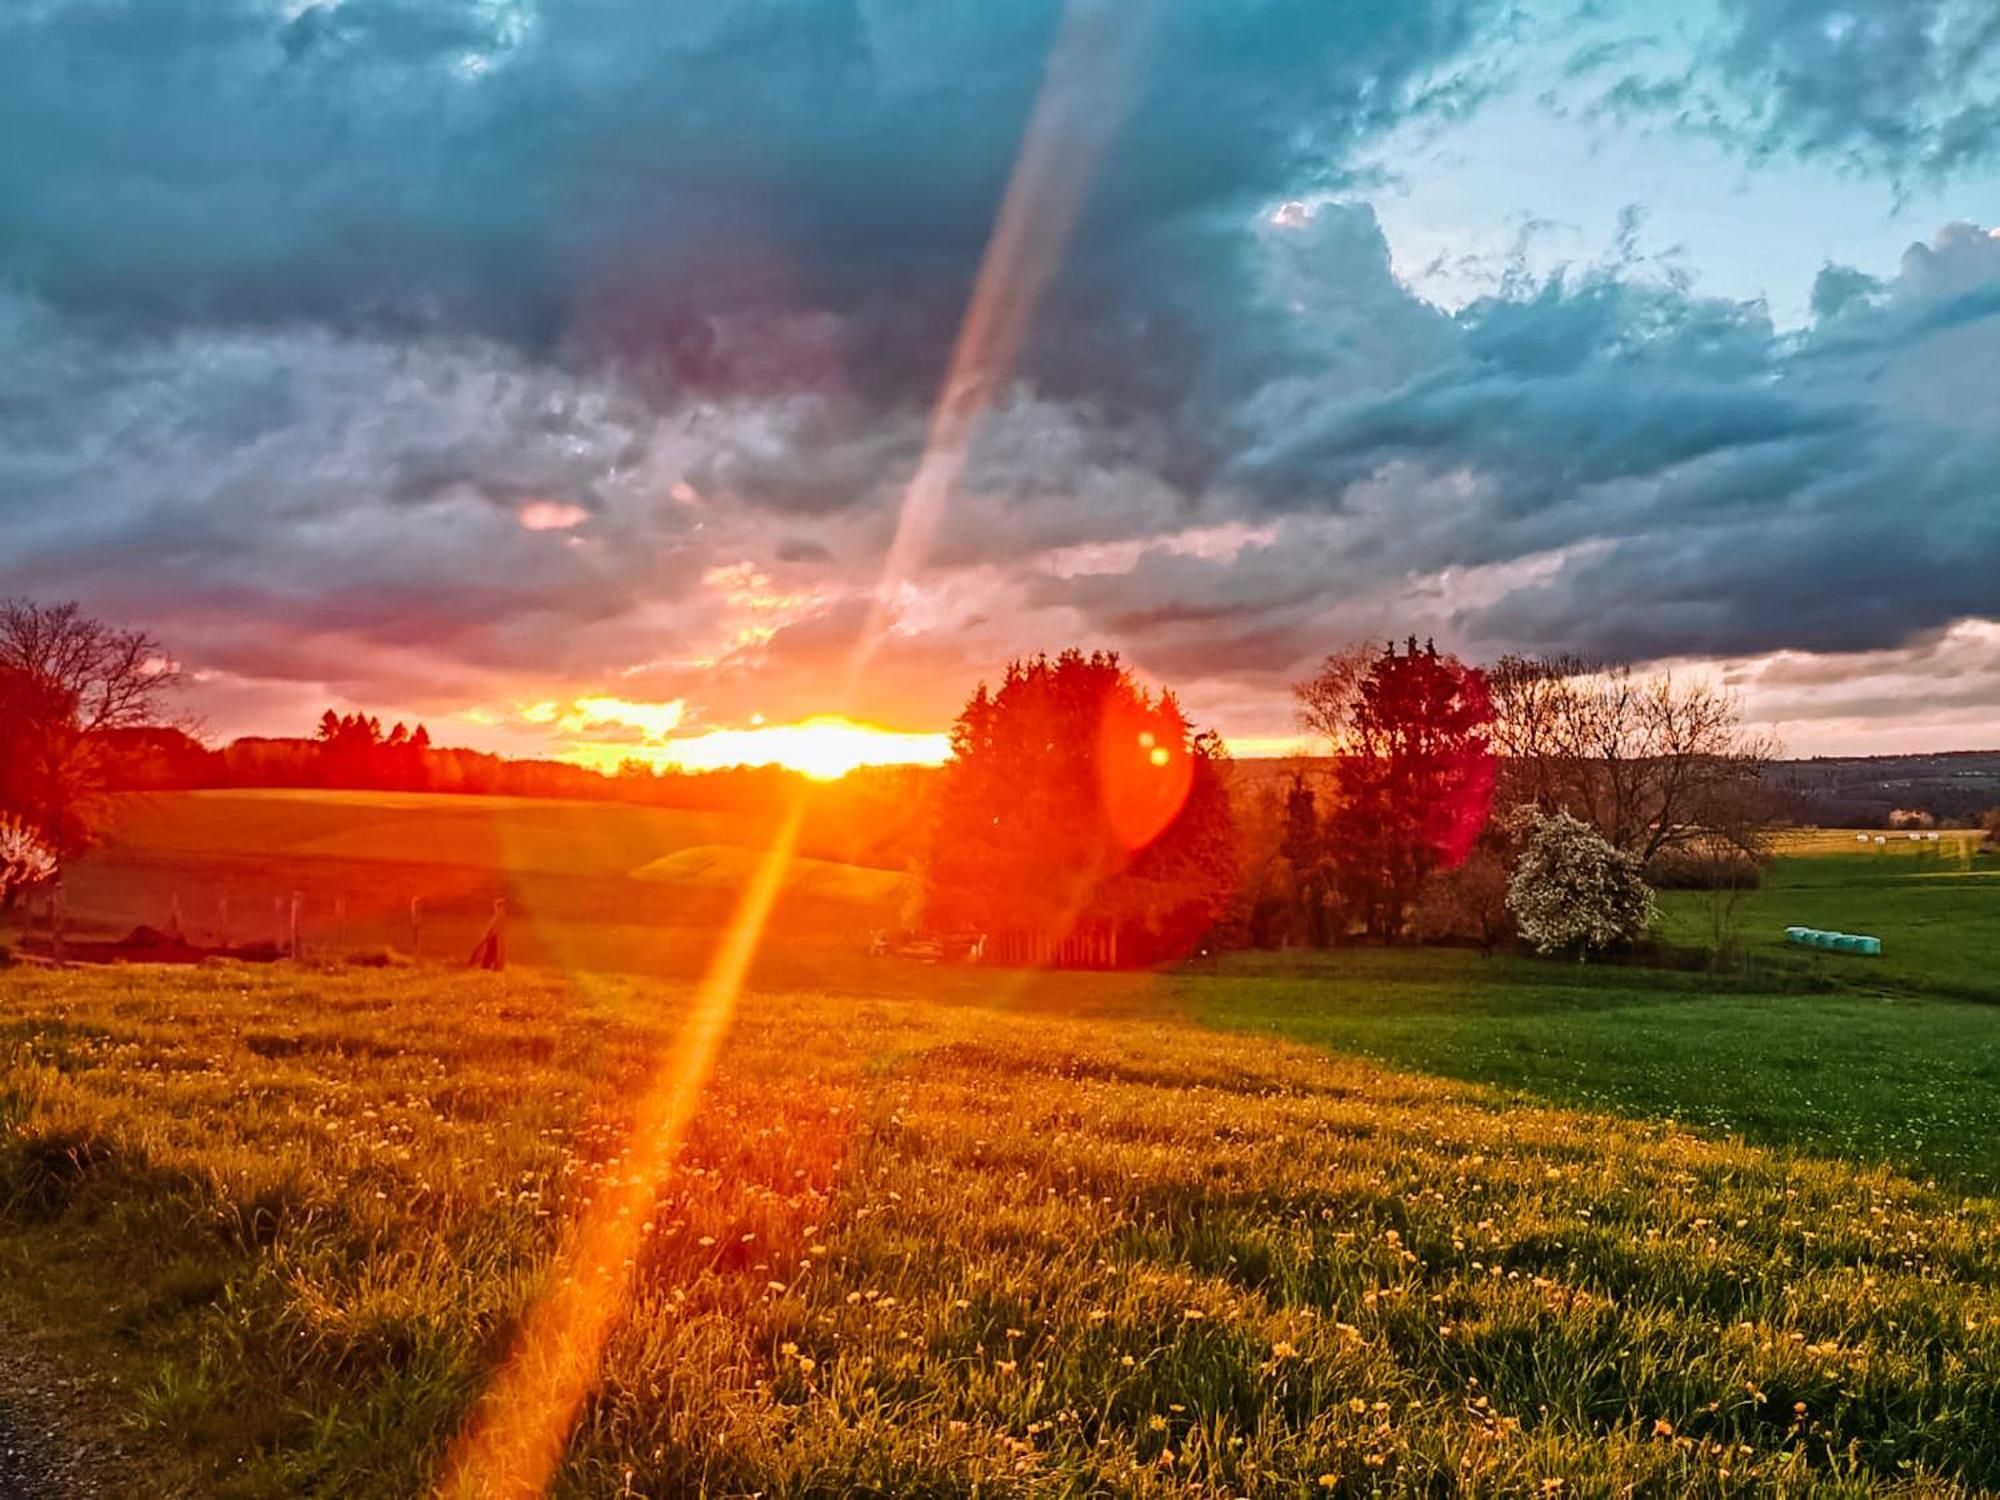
4 0 1999 768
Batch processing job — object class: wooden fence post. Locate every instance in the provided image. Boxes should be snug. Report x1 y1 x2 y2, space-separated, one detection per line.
468 897 506 971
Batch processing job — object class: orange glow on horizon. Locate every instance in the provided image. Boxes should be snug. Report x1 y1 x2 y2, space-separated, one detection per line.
560 714 951 780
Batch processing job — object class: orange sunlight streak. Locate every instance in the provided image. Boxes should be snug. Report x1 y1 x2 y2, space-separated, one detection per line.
438 804 803 1498
438 5 1154 1494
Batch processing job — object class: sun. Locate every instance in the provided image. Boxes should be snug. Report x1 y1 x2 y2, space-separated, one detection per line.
706 716 949 780
563 714 951 780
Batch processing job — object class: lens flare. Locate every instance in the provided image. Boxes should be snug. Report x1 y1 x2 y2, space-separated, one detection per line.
438 4 1155 1492
1097 695 1194 853
439 805 803 1497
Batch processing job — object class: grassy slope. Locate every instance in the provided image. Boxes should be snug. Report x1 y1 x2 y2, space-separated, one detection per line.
1182 950 2000 1194
41 790 906 983
6 962 2000 1497
1656 839 2000 1003
6 825 2000 1492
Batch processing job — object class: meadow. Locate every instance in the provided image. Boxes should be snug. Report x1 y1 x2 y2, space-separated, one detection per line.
39 789 906 986
1655 832 1999 1005
4 794 2000 1495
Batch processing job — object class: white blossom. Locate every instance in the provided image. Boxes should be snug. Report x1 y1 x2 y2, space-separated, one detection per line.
0 816 58 902
1506 808 1656 958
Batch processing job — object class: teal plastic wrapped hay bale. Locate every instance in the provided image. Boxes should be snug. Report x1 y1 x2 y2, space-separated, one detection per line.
1783 926 1882 957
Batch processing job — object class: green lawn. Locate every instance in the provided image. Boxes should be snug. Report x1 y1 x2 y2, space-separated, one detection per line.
1184 841 2000 1194
1183 949 2000 1194
7 960 2000 1497
1656 841 2000 1004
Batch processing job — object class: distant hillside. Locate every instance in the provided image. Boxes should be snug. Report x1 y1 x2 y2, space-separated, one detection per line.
1226 750 2000 828
1765 751 2000 827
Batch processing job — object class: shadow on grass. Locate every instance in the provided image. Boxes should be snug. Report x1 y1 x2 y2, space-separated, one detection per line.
1174 946 2000 1196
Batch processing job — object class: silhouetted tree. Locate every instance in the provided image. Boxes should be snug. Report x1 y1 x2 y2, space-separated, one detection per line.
1279 773 1332 946
0 599 178 866
1296 638 1496 942
313 710 433 789
922 650 1236 965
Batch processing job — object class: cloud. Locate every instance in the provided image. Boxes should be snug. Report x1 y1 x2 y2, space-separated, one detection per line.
517 501 590 532
560 696 687 741
0 0 1496 399
1585 0 2000 179
2 0 1997 756
1020 212 2000 690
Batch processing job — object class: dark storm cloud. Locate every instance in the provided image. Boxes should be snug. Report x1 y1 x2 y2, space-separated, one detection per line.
774 538 833 566
2 0 1998 740
1037 218 2000 671
0 0 1495 405
1587 0 2000 178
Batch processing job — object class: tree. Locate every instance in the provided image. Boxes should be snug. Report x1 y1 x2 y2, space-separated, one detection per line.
313 710 433 789
0 815 58 909
1295 638 1497 942
0 599 178 862
1411 839 1513 953
921 650 1237 965
1487 654 1777 870
1505 807 1656 958
1278 774 1332 946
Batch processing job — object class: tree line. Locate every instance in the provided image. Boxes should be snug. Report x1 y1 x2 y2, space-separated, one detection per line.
5 596 1903 963
0 598 931 903
917 637 1791 965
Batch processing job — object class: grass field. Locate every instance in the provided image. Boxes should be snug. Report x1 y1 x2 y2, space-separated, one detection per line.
5 798 2000 1495
35 790 908 985
6 960 2000 1497
1656 832 2000 1003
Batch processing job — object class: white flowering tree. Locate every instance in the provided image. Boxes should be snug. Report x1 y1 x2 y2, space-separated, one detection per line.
0 814 58 906
1506 807 1656 958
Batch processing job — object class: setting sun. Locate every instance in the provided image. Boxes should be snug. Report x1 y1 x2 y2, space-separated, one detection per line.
565 715 951 780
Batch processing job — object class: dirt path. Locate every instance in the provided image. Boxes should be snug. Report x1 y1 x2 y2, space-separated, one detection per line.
0 1349 102 1499
0 1306 191 1500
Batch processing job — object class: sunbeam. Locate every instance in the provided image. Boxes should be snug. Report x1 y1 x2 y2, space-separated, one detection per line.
436 6 1156 1492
